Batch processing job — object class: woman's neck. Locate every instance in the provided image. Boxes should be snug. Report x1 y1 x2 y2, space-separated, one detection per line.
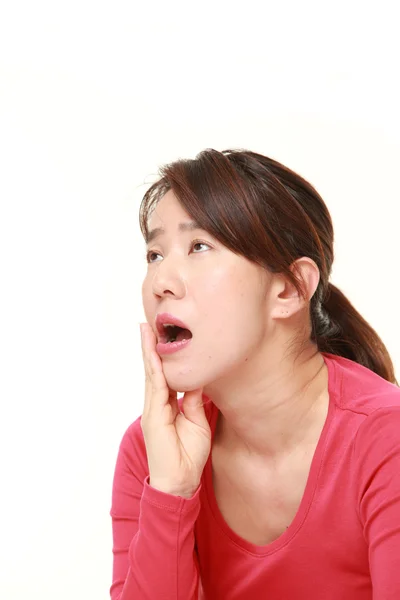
205 345 329 460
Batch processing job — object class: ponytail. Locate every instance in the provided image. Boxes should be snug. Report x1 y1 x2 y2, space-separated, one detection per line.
311 283 398 385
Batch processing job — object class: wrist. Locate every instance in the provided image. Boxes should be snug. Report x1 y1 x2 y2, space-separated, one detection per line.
149 479 199 499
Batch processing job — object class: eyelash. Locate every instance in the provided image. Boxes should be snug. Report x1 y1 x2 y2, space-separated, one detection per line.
146 240 211 264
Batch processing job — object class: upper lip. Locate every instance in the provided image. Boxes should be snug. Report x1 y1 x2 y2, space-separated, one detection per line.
155 312 191 341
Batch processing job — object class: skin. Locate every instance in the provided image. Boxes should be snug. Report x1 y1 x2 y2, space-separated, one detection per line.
141 190 330 465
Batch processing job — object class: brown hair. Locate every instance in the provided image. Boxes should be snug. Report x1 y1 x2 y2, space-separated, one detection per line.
139 148 398 385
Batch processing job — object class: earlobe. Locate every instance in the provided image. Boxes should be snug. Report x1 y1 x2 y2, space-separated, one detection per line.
270 282 299 320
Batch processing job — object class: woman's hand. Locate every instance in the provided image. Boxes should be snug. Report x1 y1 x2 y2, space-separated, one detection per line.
140 322 212 498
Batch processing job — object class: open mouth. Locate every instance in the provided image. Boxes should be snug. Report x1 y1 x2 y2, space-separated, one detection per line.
161 324 193 344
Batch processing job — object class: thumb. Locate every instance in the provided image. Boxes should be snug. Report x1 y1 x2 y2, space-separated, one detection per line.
181 388 209 429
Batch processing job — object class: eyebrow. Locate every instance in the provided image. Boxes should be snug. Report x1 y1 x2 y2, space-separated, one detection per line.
146 221 204 244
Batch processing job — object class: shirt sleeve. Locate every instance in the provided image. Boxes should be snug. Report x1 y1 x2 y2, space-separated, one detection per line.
109 417 202 600
354 405 400 599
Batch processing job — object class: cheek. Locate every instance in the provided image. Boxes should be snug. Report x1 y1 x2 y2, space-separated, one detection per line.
200 266 240 296
203 268 257 310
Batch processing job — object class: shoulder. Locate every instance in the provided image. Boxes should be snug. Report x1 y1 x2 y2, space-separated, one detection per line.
325 352 400 416
354 405 400 457
351 405 400 535
325 353 400 472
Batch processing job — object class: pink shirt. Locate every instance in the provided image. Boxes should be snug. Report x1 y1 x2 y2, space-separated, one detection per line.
110 352 400 599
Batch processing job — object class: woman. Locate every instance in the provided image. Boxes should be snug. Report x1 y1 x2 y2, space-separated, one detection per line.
110 148 399 599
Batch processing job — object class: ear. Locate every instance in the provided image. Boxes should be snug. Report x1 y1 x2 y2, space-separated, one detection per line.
270 257 320 320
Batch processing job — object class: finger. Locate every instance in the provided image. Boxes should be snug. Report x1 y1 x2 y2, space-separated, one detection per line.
146 338 180 417
140 324 180 423
168 389 180 419
140 324 171 414
148 349 169 397
140 323 153 380
140 325 154 419
145 326 162 380
141 323 165 380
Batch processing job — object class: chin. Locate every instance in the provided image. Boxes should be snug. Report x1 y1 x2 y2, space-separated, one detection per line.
165 378 203 394
163 366 208 394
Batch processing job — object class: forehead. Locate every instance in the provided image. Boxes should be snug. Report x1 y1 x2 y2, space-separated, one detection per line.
146 190 204 245
148 190 190 228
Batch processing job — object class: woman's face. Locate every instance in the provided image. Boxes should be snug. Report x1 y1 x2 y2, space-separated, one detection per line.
141 190 275 392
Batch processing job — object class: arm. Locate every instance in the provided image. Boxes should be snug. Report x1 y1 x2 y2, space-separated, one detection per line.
110 417 202 600
354 405 400 599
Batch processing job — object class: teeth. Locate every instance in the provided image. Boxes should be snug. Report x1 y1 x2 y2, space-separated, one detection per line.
160 322 190 344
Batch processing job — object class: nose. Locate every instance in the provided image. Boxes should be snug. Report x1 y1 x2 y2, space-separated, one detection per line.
151 257 186 299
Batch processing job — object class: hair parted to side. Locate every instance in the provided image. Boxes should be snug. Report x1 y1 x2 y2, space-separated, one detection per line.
139 148 398 386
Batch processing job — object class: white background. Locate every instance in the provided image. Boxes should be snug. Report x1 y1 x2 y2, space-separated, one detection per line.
0 1 399 598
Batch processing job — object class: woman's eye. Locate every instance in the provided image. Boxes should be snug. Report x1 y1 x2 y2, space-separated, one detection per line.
192 241 210 253
146 251 162 263
146 241 210 264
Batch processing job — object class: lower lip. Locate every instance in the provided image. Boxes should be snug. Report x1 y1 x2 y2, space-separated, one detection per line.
156 338 192 355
